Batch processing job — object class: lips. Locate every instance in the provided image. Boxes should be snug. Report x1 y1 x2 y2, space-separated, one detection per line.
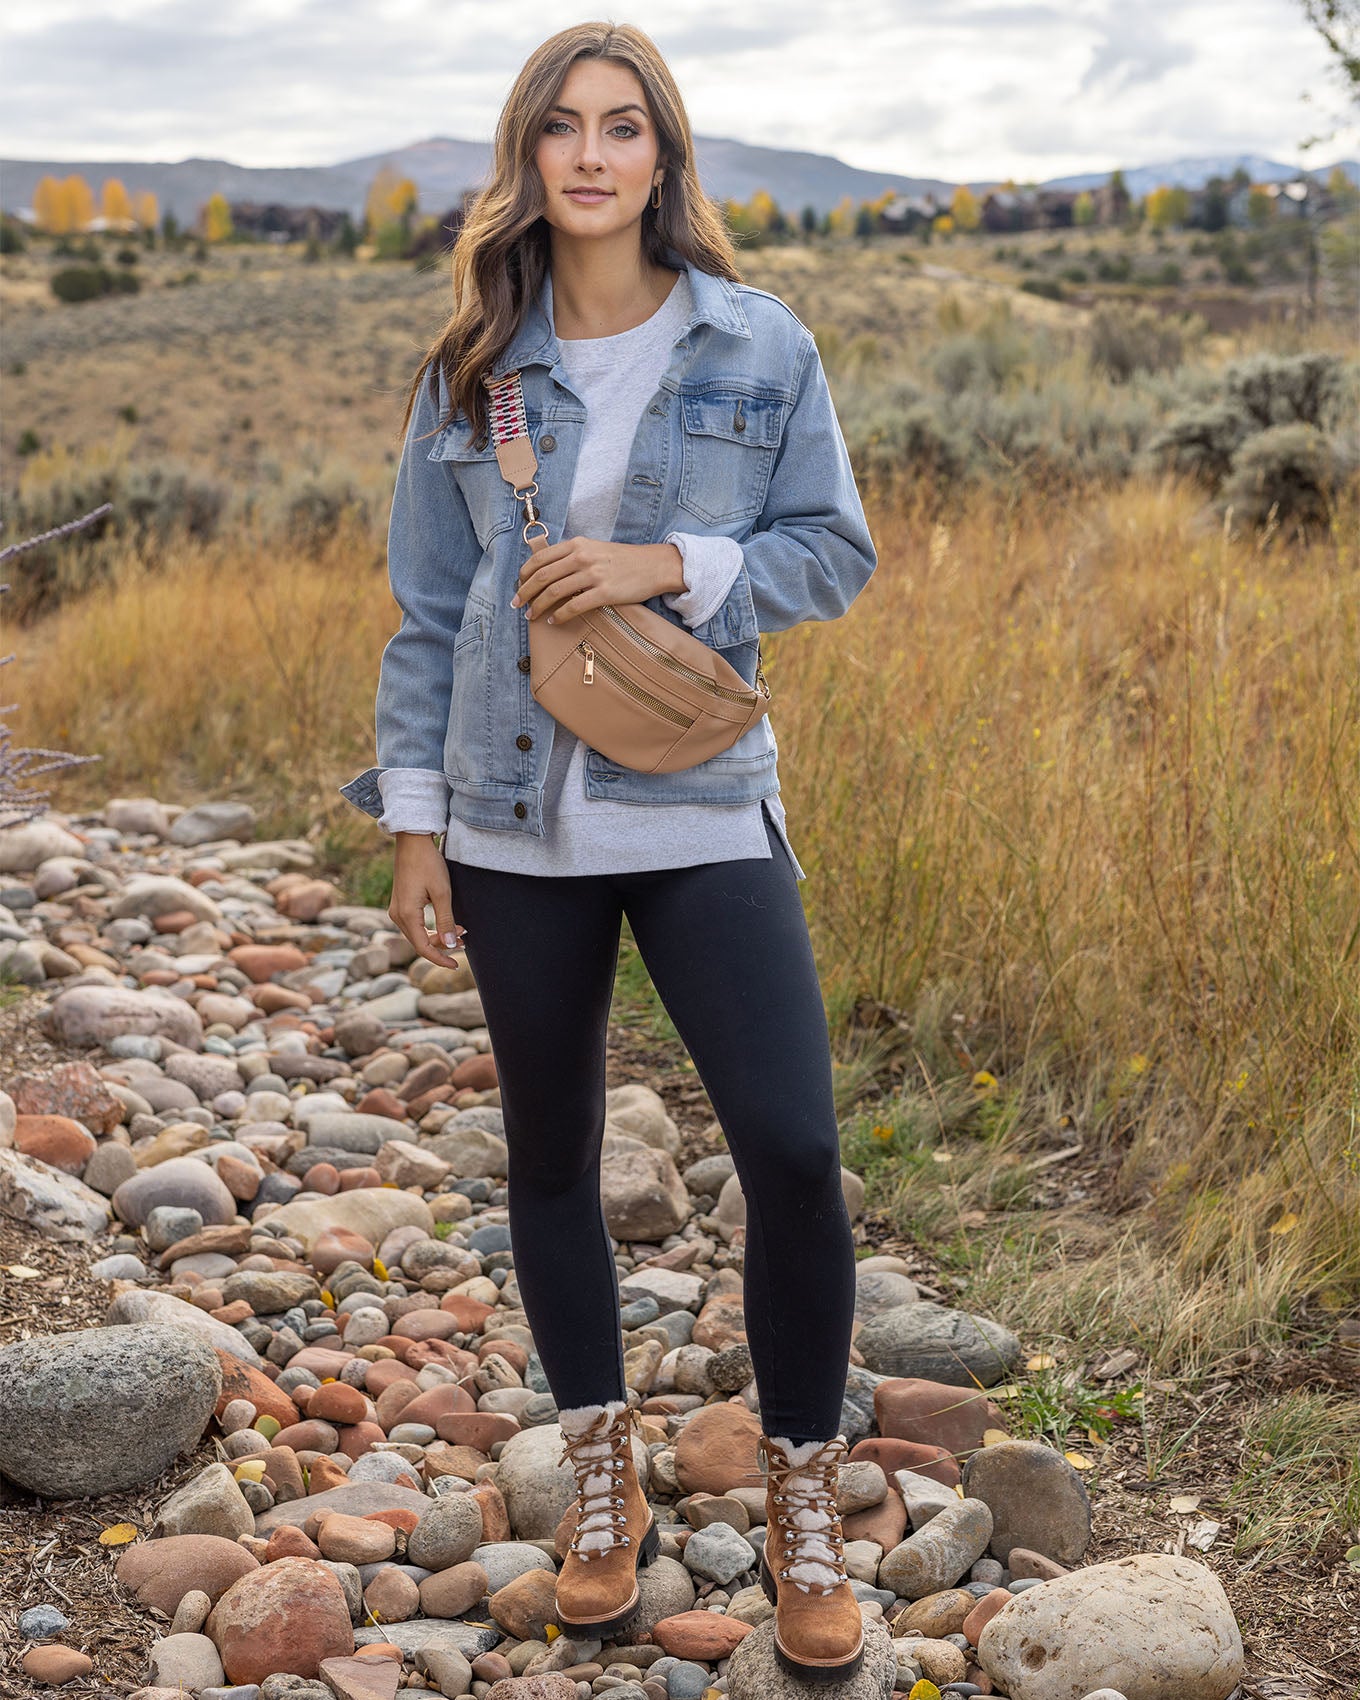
565 189 612 200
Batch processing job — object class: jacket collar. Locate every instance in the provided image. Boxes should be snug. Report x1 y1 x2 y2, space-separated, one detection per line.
485 243 751 382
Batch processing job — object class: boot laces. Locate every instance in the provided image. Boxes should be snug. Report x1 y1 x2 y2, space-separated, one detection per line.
738 1434 849 1594
559 1404 638 1562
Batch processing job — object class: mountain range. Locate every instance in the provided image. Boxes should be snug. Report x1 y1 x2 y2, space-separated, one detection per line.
2 137 1355 227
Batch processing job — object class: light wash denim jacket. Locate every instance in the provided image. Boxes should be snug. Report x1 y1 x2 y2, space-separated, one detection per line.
338 243 877 837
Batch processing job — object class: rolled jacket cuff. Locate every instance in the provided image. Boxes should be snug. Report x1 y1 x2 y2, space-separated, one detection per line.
376 767 451 836
660 531 746 630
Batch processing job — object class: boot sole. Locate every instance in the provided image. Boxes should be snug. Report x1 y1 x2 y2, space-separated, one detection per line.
553 1515 661 1639
759 1556 866 1682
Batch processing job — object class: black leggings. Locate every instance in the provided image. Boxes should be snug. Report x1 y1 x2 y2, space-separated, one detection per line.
442 813 856 1443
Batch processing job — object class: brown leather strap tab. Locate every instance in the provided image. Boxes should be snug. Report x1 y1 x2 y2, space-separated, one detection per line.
494 435 538 489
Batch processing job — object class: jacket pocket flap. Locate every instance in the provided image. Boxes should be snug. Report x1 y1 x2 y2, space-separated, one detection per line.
680 390 784 448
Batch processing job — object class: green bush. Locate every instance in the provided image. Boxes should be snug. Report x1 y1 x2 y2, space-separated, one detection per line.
1020 276 1064 300
1221 422 1339 532
50 265 141 303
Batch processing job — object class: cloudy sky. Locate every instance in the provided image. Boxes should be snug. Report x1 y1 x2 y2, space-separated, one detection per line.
1 0 1353 183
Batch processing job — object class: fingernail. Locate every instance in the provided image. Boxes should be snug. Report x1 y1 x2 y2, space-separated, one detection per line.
442 932 457 947
511 595 520 607
546 614 554 624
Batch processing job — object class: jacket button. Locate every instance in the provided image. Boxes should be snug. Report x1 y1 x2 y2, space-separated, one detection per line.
540 433 556 451
516 734 532 750
518 654 531 672
513 802 527 818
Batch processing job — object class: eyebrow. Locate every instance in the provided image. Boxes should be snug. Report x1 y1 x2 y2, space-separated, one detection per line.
548 103 647 118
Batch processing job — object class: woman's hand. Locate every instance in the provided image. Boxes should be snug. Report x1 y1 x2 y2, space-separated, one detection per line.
510 538 685 624
389 834 468 970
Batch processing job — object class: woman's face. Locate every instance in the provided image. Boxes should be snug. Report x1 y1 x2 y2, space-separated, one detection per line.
533 56 663 244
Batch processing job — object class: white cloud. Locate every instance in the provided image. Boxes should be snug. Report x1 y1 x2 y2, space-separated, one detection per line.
0 0 1352 181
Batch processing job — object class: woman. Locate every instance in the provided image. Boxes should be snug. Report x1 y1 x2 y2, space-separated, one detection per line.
340 20 878 1681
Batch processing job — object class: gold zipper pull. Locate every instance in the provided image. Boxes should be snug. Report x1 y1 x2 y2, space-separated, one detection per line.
580 642 595 684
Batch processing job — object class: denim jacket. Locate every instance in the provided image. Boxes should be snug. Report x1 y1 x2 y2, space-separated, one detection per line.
338 244 877 837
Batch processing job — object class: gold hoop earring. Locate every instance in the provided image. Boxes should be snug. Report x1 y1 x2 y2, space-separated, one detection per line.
650 179 663 209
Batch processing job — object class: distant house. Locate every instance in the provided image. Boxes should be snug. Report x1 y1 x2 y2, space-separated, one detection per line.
228 201 349 241
875 193 941 234
979 187 1081 232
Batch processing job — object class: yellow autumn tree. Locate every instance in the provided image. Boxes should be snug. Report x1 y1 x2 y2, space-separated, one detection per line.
1073 189 1095 226
827 194 857 237
933 212 955 236
951 185 981 231
365 165 418 235
747 188 779 232
202 192 233 242
62 175 96 233
101 178 134 225
1145 185 1190 230
134 189 158 231
32 175 64 233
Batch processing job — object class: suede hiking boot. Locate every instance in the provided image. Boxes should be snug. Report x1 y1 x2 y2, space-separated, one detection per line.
740 1432 865 1682
553 1397 660 1638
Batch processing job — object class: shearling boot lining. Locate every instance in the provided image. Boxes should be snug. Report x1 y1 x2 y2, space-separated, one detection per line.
559 1398 631 1557
767 1433 847 1590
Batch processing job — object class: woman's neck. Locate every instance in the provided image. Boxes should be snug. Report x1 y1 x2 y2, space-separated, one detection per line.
548 238 681 340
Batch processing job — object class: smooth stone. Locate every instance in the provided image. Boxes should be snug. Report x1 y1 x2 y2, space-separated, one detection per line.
725 1614 894 1699
961 1440 1092 1566
206 1556 356 1684
257 1188 433 1253
116 1534 260 1616
879 1500 994 1601
855 1304 1021 1388
0 1323 221 1497
106 1287 266 1368
148 1632 227 1692
976 1554 1244 1700
112 1156 237 1227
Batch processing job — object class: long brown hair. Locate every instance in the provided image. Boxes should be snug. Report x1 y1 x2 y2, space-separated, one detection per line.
399 20 744 450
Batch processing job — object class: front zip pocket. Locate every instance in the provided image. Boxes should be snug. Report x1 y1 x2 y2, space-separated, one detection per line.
598 604 762 703
577 641 693 729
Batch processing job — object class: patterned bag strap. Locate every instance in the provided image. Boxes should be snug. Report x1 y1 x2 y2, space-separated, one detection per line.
482 369 548 548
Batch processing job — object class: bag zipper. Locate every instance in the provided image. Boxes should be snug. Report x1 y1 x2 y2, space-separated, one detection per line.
599 604 766 702
577 642 693 728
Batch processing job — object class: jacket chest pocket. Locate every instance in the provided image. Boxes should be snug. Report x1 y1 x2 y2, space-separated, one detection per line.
677 388 786 525
429 425 517 552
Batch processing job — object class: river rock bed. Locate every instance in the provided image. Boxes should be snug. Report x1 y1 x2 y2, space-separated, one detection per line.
1 808 1247 1699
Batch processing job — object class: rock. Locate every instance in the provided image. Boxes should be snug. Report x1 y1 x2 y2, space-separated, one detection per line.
682 1520 756 1585
169 1589 213 1635
107 1288 265 1368
651 1612 754 1662
894 1467 963 1532
0 1147 111 1240
0 1323 220 1498
112 1156 238 1227
485 1678 577 1700
116 1534 260 1615
911 1639 967 1685
1008 1546 1070 1581
0 817 84 868
220 1270 322 1313
320 1654 403 1700
253 1480 433 1533
148 1632 226 1692
354 1621 501 1658
976 1553 1244 1700
599 1142 691 1240
872 1380 1007 1460
424 1123 509 1179
486 1567 558 1640
604 1082 681 1154
893 1588 974 1638
408 1494 486 1570
81 1140 140 1196
470 1541 558 1594
725 1615 894 1700
168 802 255 844
254 1188 433 1252
853 1269 921 1319
19 1605 69 1640
855 1304 1020 1387
155 1462 255 1540
879 1499 994 1600
21 1646 94 1684
41 982 205 1049
613 1556 697 1638
961 1439 1092 1565
420 1560 490 1620
13 1114 97 1174
206 1556 356 1684
316 1513 397 1564
672 1403 763 1494
145 1205 206 1250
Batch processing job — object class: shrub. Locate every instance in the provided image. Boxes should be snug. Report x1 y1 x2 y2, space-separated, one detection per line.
1020 276 1064 300
1222 351 1348 432
1144 402 1252 489
50 265 141 303
1221 422 1339 532
1088 302 1185 382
